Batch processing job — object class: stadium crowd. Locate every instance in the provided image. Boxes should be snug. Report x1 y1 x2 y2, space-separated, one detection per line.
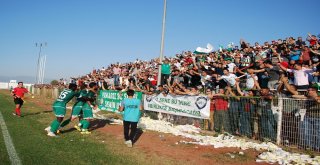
69 33 320 142
70 33 320 99
38 33 320 146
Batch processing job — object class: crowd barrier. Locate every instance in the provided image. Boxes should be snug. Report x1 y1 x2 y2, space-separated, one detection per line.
32 87 320 152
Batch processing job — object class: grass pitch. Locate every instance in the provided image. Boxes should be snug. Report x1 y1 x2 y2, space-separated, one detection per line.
0 90 141 165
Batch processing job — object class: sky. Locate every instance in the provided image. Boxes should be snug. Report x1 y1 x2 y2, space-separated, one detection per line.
0 0 319 82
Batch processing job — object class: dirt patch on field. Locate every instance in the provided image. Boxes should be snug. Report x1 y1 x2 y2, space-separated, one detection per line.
97 123 268 165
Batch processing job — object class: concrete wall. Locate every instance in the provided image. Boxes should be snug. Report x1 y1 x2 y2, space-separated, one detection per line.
0 82 33 91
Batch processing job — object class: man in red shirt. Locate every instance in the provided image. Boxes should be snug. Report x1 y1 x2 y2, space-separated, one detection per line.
213 88 230 133
11 82 32 117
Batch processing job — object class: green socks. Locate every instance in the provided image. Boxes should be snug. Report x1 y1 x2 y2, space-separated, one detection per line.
81 120 90 129
60 118 71 127
50 120 61 133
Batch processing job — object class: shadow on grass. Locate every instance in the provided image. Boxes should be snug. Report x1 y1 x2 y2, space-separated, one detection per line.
133 128 144 144
61 127 77 134
22 110 52 117
59 119 111 134
90 119 110 131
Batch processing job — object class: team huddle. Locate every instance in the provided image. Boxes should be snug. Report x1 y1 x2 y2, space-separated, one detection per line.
45 82 98 137
11 81 143 147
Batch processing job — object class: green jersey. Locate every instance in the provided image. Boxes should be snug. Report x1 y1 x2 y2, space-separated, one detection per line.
75 90 88 104
83 90 96 108
161 63 171 75
53 89 78 107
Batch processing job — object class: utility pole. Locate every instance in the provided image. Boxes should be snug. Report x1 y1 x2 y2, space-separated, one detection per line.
157 0 167 86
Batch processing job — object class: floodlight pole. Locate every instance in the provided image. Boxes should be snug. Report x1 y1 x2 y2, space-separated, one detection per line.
157 0 167 86
35 42 46 84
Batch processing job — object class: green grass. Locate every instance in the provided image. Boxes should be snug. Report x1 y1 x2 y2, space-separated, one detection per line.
0 91 142 165
0 121 11 165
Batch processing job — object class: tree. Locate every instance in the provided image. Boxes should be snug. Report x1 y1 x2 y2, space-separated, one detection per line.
50 80 59 86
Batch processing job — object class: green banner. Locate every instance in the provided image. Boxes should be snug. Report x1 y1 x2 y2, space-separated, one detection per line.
98 90 142 113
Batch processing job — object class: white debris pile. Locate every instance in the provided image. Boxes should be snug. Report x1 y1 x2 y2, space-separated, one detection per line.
257 149 320 165
138 117 320 165
92 108 123 125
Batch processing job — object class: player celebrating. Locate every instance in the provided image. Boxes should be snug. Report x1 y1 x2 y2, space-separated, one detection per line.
11 82 33 117
78 82 98 134
59 84 88 131
45 83 78 137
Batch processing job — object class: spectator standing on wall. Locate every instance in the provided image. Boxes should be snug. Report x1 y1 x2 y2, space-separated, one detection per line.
160 59 171 85
113 64 122 87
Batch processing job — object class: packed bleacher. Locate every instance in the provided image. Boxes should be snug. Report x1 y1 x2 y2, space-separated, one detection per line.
33 33 320 149
71 33 320 100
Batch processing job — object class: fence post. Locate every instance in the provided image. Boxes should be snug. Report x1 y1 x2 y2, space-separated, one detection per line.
276 97 283 145
31 85 34 95
53 87 59 99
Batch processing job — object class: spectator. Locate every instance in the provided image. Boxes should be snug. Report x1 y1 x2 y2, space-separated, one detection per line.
217 68 238 87
113 64 122 86
160 59 171 85
235 81 257 138
204 88 215 131
213 88 230 134
278 63 313 90
296 36 306 47
258 88 276 141
307 33 318 47
253 60 280 90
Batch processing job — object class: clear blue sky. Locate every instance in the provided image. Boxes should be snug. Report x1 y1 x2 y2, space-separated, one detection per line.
0 0 319 81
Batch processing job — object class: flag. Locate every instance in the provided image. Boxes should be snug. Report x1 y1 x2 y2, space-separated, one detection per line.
194 43 214 54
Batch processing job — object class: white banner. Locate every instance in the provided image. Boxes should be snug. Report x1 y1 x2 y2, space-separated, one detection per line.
144 94 210 119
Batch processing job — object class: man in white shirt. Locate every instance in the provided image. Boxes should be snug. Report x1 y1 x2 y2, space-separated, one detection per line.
217 69 238 87
200 70 212 87
226 59 237 73
278 63 313 89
